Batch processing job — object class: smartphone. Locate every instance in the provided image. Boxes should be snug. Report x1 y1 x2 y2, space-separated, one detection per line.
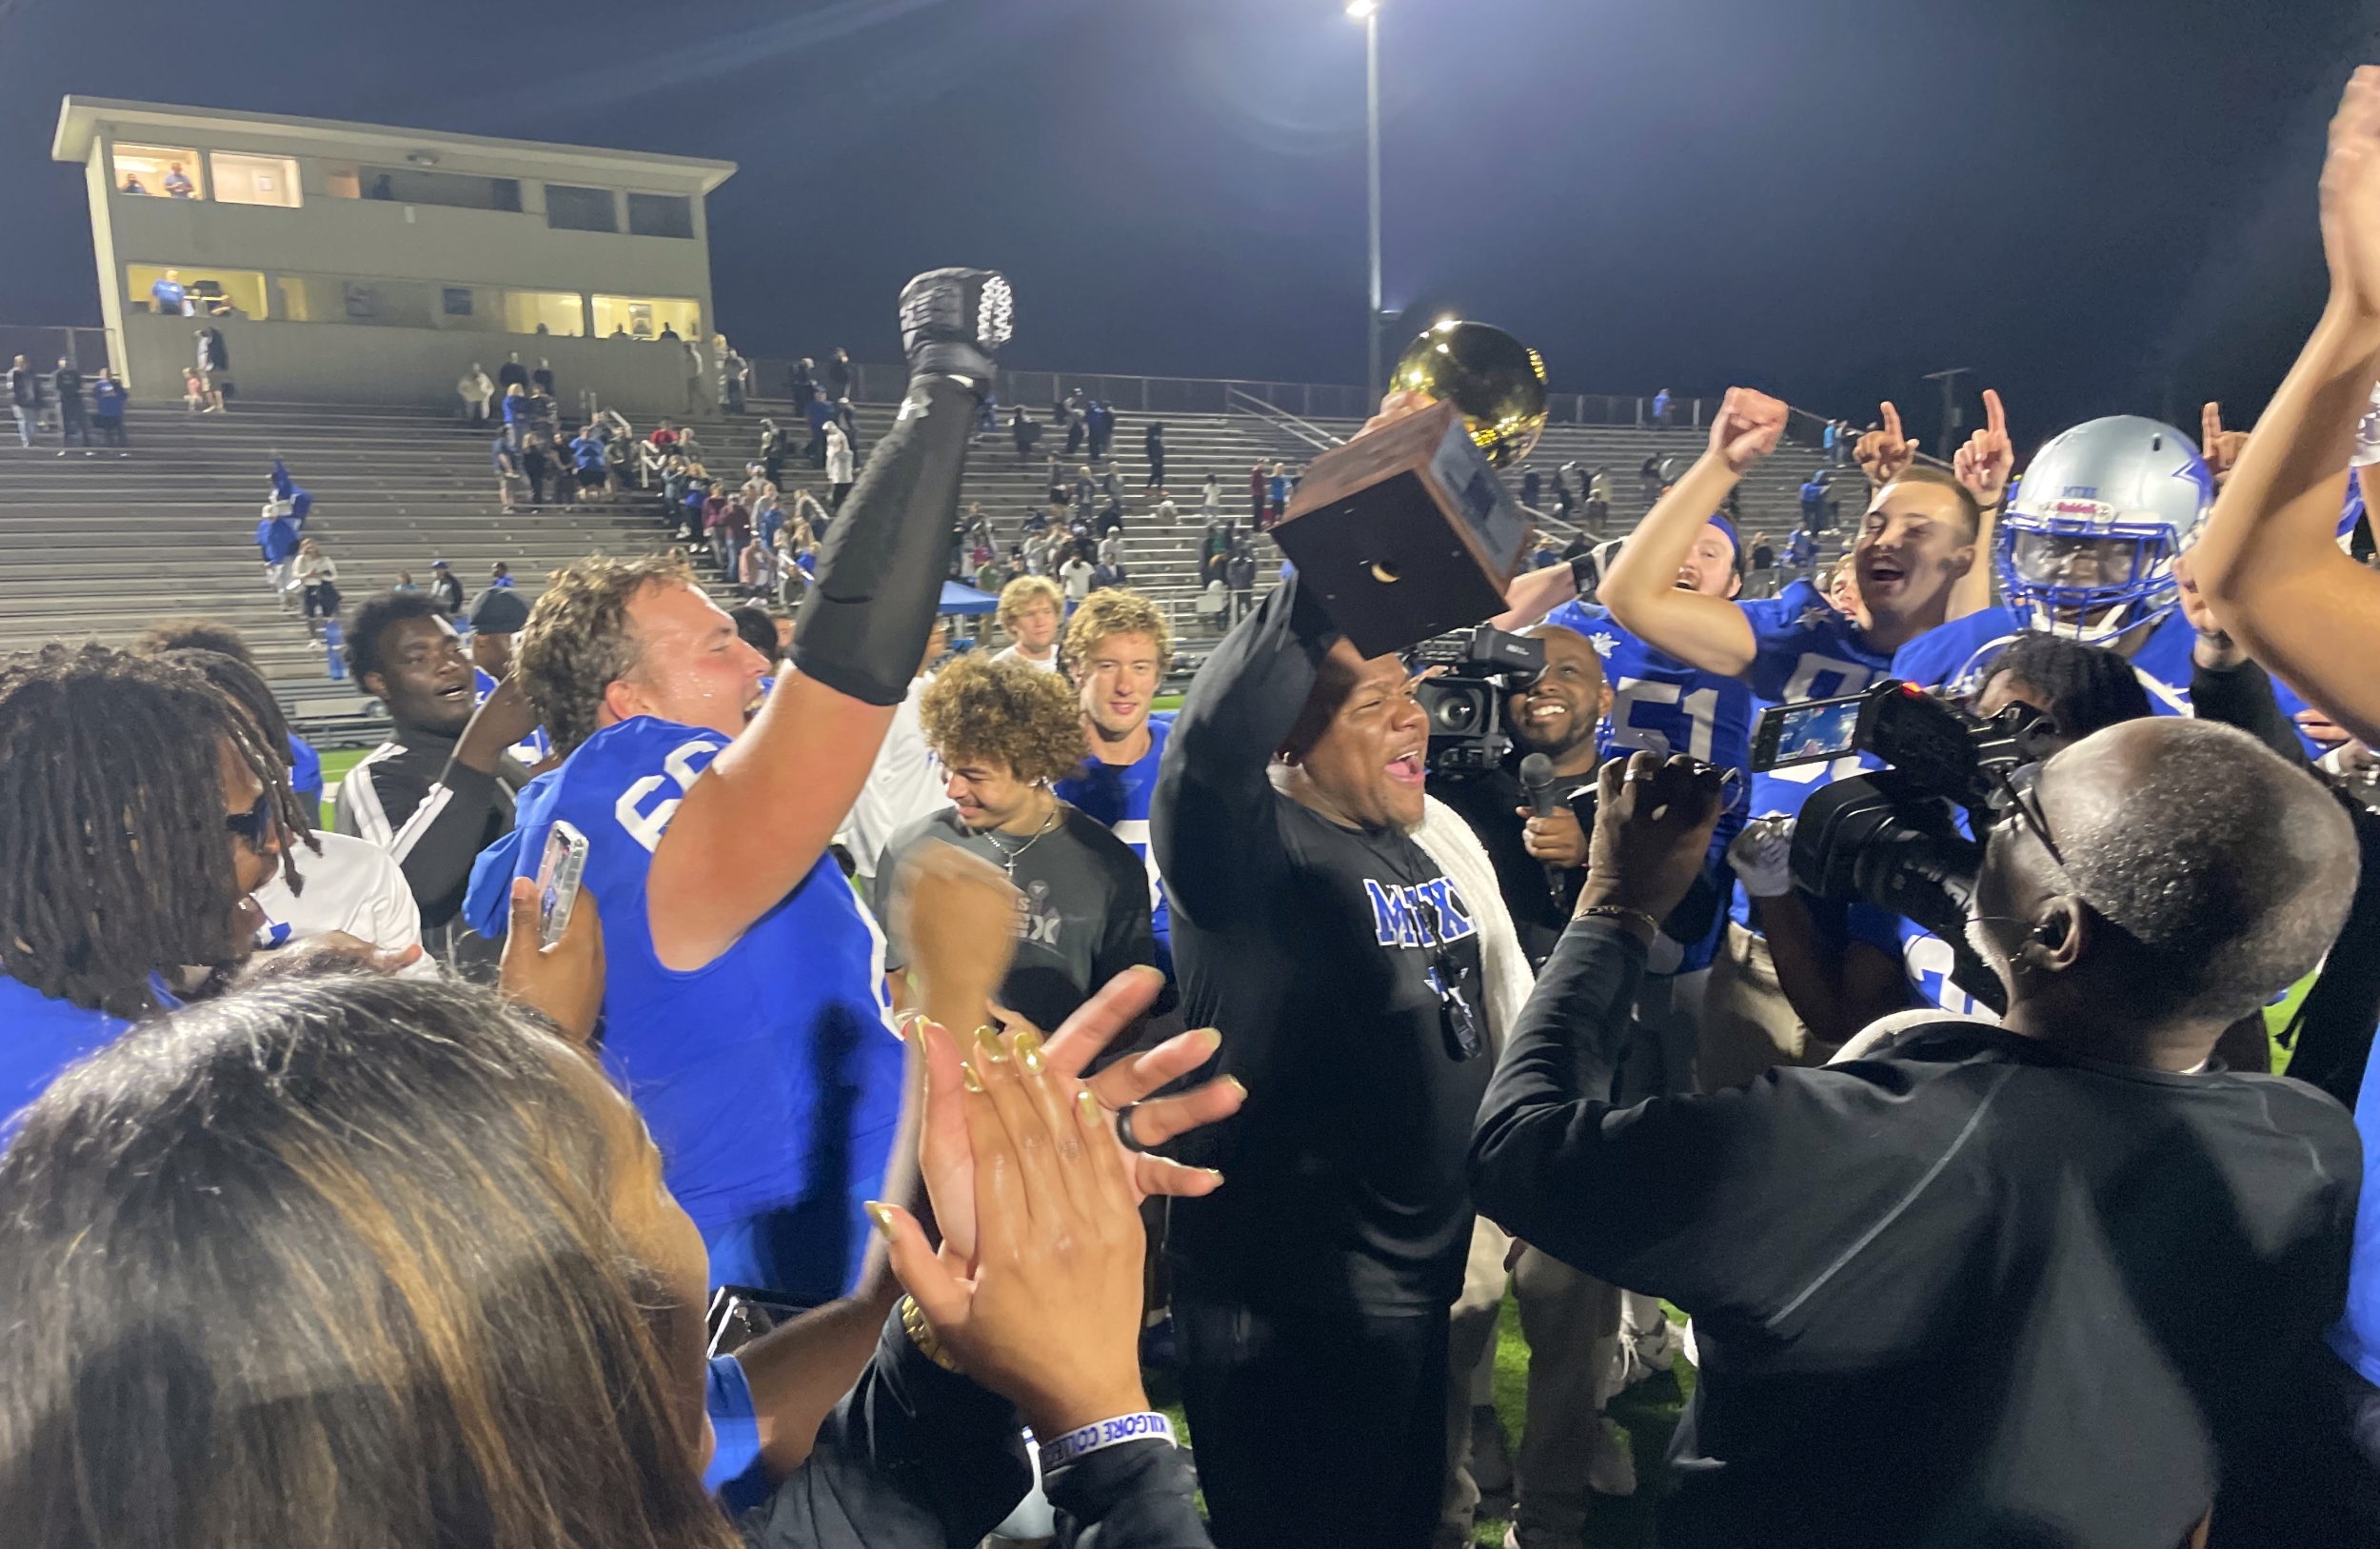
1751 692 1870 769
535 820 589 947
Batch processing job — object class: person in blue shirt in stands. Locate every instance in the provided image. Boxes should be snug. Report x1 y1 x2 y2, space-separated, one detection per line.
1052 586 1178 983
149 268 188 316
460 269 1022 1305
0 645 306 1125
89 368 129 446
1594 387 1998 1088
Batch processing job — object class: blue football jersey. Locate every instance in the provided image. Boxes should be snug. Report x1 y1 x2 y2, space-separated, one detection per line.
1546 602 1745 974
466 716 902 1302
1887 606 2325 755
473 666 556 766
1052 711 1174 976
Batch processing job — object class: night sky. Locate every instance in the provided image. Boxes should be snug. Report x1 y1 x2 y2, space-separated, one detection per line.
1 0 2373 453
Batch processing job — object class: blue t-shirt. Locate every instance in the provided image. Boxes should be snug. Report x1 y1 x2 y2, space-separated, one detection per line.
1053 712 1175 976
288 731 323 809
2330 1044 2380 1388
1547 602 1750 973
0 974 135 1131
89 380 127 418
150 279 186 313
461 716 903 1301
571 435 607 472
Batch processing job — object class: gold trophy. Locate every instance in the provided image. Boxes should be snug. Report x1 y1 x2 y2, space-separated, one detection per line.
1274 319 1550 657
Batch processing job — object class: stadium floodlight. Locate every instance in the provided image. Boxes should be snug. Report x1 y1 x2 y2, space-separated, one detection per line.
1346 0 1378 17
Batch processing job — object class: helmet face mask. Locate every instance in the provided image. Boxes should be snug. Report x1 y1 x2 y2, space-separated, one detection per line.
1995 415 2211 646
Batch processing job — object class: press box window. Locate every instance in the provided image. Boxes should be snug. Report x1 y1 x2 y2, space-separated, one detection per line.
545 185 618 233
327 164 523 211
503 290 586 336
591 294 700 342
626 192 694 238
112 145 202 199
127 263 268 320
208 152 302 209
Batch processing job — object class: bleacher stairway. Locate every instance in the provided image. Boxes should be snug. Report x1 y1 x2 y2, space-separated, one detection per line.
0 392 1851 744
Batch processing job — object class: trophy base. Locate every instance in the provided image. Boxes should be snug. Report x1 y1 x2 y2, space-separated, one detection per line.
1273 401 1528 659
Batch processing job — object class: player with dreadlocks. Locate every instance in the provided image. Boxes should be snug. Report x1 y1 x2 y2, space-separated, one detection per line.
0 644 296 1123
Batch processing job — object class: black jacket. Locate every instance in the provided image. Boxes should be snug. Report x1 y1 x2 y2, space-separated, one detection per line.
738 1310 1209 1549
332 725 523 927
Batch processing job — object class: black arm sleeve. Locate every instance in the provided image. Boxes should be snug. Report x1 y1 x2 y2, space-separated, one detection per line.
2190 658 2311 768
1048 1442 1214 1548
1150 571 1338 927
790 374 980 706
738 1308 1031 1549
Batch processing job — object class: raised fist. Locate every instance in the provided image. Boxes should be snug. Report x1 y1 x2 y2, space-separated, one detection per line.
1952 388 2013 507
1708 387 1788 474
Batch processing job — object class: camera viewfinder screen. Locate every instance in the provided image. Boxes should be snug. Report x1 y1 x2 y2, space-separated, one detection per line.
1771 698 1863 764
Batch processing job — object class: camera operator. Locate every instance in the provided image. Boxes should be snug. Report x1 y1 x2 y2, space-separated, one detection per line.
1472 721 2364 1548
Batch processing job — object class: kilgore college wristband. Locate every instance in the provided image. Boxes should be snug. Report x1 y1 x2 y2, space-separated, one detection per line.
1037 1411 1177 1472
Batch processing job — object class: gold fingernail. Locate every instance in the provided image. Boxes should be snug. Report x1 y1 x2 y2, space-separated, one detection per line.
1198 1027 1223 1052
962 1062 985 1093
1077 1088 1101 1122
1013 1025 1045 1072
974 1024 1008 1062
864 1201 896 1240
1226 1075 1248 1099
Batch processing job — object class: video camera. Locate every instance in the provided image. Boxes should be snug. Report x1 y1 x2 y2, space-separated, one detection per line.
1750 679 2063 1013
1407 626 1546 775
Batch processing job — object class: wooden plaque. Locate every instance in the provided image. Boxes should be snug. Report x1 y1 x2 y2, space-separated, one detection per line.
1271 400 1532 658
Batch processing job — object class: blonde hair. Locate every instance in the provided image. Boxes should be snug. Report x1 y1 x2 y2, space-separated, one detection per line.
997 574 1063 634
1061 586 1174 679
517 554 696 756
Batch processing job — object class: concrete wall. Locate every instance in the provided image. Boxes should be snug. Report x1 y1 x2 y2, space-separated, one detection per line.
129 312 708 418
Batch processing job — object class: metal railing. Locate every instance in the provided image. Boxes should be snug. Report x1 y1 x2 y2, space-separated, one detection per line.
0 326 113 375
1223 387 1345 453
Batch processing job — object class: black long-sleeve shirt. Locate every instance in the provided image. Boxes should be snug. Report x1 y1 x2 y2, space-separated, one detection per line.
1473 916 2362 1549
1151 573 1491 1313
740 1309 1209 1549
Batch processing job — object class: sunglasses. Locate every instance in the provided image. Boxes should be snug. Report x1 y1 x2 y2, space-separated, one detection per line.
1415 898 1484 1062
225 789 276 852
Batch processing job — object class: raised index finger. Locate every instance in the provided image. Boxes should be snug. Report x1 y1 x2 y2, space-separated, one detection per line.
1880 400 1903 443
2201 400 2224 454
1982 387 2006 440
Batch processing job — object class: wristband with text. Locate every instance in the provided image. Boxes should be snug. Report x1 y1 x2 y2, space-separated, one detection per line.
1037 1410 1176 1472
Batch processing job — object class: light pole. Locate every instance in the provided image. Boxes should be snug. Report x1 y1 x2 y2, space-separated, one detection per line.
1349 0 1382 403
1922 367 1971 460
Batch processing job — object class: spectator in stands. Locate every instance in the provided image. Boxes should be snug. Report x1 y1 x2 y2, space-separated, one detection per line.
682 339 705 412
495 352 527 394
876 652 1155 1032
1063 397 1087 458
131 616 326 814
804 385 833 467
0 644 307 1119
489 561 514 590
293 538 340 640
756 415 789 487
823 344 853 404
520 430 551 506
1748 529 1776 595
393 570 419 592
1143 420 1167 490
457 363 494 426
718 340 749 414
1225 538 1256 622
149 268 188 316
826 419 856 512
196 328 230 410
995 574 1065 673
1013 403 1041 460
492 432 526 513
1652 387 1674 427
500 382 531 447
784 355 814 405
567 422 608 502
1061 548 1097 604
8 356 37 447
1266 461 1290 526
428 559 463 616
339 592 536 971
50 356 88 451
88 368 127 446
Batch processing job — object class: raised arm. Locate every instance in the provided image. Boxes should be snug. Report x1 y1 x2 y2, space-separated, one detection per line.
648 270 1006 967
1946 388 2012 621
1597 387 1788 678
2192 70 2380 746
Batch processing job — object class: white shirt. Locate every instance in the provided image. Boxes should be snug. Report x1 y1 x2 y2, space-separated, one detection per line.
251 829 436 977
1061 560 1094 600
992 644 1061 673
825 427 854 483
839 673 952 881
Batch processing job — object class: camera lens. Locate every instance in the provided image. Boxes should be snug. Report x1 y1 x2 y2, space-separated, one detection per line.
1432 690 1482 735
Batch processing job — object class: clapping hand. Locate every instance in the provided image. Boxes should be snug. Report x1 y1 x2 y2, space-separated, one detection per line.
1953 388 2014 506
1708 387 1788 473
1855 401 1916 486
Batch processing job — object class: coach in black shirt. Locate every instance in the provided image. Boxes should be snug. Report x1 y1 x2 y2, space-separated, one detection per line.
1474 721 2364 1548
1153 571 1491 1549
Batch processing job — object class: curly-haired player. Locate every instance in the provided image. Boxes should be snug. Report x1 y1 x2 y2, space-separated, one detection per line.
1054 586 1179 975
873 652 1153 1034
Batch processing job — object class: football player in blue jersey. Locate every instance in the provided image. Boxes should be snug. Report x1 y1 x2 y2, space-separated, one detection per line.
468 269 1018 1306
1052 586 1177 983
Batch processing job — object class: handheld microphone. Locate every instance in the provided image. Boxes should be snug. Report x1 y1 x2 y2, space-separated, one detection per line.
1517 753 1569 904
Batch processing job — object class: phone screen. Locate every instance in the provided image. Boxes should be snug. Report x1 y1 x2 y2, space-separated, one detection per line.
1768 697 1864 764
536 821 588 947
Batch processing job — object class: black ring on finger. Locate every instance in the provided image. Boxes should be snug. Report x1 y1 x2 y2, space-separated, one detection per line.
1115 1102 1153 1154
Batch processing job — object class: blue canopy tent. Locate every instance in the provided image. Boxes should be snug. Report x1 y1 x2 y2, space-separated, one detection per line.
939 580 999 614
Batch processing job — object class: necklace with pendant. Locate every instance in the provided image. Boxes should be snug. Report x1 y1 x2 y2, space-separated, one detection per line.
984 796 1060 877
